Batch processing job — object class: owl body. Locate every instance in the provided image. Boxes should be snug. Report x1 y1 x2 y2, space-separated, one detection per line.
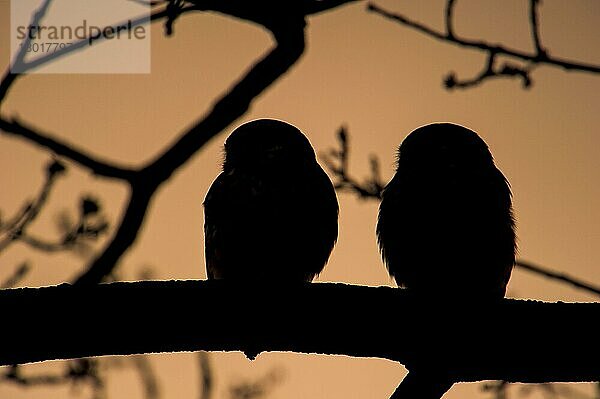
204 119 338 282
377 123 516 299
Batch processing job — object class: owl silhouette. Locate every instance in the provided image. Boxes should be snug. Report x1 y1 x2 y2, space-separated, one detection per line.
203 119 339 283
377 122 516 398
377 122 516 298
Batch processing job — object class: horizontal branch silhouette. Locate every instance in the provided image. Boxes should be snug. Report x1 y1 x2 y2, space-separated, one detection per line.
1 280 598 384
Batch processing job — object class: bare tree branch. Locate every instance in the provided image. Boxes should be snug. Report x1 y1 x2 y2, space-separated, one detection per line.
1 364 68 386
0 0 53 105
198 352 213 399
0 118 136 180
1 263 30 288
529 0 546 57
0 159 109 265
444 51 534 89
130 356 160 399
483 380 600 399
367 1 600 89
1 355 165 399
229 367 284 399
481 380 509 399
0 359 104 394
444 0 456 39
1 281 598 384
13 196 108 257
0 1 202 103
0 159 66 251
319 126 384 199
516 260 600 297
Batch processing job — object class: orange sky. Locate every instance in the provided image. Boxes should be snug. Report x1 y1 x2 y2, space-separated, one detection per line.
1 1 599 398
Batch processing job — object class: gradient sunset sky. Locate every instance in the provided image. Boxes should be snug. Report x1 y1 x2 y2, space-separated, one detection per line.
1 1 599 398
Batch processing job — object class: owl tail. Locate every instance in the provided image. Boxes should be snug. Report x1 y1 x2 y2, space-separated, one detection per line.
389 369 454 399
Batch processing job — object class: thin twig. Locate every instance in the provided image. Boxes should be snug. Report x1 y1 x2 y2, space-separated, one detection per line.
481 380 509 399
0 160 108 259
0 3 202 106
529 0 546 56
229 368 284 399
319 126 384 199
0 0 53 104
198 351 213 399
516 260 600 297
445 52 534 89
18 210 108 255
0 160 65 251
1 263 30 288
445 0 456 39
130 356 160 399
0 359 103 392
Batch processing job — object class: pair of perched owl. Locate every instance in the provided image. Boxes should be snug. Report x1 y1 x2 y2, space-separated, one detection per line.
204 119 516 398
204 119 515 296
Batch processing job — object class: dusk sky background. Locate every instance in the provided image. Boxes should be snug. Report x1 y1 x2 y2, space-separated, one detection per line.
1 0 599 398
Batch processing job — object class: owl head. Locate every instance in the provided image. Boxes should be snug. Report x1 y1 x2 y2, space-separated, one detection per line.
397 123 496 173
223 119 316 171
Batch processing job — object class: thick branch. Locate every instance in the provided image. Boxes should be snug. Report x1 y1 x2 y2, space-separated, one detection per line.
1 281 598 384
